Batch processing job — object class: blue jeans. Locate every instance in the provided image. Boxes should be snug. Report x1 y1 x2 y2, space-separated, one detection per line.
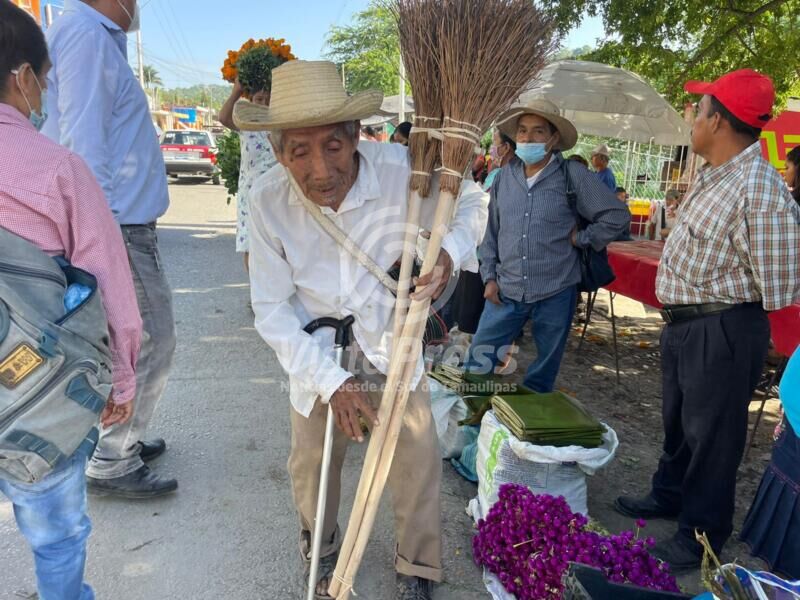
465 285 577 392
0 454 94 600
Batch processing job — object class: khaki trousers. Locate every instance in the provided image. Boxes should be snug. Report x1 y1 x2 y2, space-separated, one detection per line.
288 345 443 582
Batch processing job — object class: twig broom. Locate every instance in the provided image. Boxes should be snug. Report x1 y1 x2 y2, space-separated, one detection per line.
331 2 558 597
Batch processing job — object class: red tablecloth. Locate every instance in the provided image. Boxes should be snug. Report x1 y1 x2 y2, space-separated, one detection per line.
606 241 800 357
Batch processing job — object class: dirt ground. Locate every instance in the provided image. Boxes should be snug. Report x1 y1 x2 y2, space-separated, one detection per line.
447 292 782 596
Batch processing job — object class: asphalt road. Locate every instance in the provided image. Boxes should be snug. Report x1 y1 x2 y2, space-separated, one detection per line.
0 178 487 600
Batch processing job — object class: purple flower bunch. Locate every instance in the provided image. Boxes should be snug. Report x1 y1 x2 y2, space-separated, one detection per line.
473 484 680 599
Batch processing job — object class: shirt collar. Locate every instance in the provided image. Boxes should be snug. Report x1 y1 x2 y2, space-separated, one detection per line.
0 103 36 132
64 0 128 56
511 152 561 186
699 142 762 186
64 0 124 32
287 148 383 214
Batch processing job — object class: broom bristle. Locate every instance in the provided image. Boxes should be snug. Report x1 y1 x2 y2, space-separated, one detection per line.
391 0 444 197
437 0 559 194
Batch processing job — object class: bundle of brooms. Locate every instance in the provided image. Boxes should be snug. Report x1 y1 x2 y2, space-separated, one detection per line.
329 2 557 598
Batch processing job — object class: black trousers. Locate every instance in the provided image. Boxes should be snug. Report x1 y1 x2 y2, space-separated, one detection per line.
651 303 770 552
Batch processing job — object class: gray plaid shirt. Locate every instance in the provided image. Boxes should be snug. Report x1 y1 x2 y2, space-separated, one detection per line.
479 153 630 303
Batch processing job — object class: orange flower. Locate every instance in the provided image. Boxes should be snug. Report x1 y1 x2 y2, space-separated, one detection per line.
221 36 297 83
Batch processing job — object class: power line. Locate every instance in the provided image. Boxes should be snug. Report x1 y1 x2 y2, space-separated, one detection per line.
163 0 201 72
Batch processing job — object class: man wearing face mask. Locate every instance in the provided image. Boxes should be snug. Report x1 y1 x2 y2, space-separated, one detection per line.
465 98 629 393
42 0 178 498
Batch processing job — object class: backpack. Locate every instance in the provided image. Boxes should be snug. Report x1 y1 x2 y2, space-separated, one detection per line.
0 227 113 484
561 160 616 292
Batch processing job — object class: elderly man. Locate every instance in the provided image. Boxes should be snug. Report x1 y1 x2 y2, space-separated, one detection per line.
615 69 800 570
42 0 177 497
235 61 488 600
464 99 629 392
591 143 617 192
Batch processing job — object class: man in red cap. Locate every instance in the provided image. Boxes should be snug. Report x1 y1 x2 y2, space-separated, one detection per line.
615 69 800 570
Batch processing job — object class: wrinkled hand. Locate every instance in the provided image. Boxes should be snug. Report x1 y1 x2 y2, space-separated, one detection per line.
330 378 379 443
101 398 134 427
484 280 502 305
411 249 453 302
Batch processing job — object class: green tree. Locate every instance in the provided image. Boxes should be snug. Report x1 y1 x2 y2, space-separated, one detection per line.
325 3 402 94
542 0 800 106
143 65 163 89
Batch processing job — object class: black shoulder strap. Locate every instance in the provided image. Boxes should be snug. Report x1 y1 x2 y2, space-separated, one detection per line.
561 159 579 224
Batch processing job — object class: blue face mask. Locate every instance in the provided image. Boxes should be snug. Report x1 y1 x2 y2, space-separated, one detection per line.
12 67 48 131
515 142 549 166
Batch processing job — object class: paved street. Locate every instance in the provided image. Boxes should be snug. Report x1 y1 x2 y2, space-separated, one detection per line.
0 179 486 600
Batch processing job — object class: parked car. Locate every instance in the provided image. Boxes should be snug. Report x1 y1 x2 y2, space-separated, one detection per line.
160 130 220 184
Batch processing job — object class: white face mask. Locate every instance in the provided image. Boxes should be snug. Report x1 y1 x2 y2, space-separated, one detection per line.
116 0 140 33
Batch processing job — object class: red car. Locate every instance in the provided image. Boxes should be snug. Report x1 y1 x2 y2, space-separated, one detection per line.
160 130 220 184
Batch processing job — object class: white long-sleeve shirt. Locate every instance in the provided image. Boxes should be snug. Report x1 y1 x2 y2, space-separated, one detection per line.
248 141 489 416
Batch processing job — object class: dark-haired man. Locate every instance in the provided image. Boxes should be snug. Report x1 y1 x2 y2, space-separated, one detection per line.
615 69 800 570
43 0 177 498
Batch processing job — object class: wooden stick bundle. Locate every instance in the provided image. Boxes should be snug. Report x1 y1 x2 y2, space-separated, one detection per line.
331 2 558 597
390 0 443 353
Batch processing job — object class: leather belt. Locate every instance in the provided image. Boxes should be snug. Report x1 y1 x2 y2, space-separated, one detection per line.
660 302 741 324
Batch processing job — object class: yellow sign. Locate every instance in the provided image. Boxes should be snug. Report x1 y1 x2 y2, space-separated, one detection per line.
0 343 44 389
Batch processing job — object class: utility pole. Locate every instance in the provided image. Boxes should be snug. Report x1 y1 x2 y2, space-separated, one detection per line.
398 57 406 123
136 30 145 89
341 64 346 88
44 4 54 27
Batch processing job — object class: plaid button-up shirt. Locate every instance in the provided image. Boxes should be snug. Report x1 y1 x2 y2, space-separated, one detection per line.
657 142 800 311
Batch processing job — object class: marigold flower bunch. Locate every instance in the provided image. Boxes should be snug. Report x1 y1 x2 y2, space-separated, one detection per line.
221 38 296 95
473 484 680 599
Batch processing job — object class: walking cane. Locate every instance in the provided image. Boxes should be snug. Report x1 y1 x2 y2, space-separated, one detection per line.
303 315 355 600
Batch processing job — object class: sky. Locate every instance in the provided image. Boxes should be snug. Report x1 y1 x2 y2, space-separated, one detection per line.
51 0 605 89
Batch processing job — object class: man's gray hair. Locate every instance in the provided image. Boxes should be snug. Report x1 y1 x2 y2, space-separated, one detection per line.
270 120 359 154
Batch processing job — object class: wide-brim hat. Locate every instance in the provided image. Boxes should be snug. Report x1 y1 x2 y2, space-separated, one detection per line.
496 98 578 151
591 143 611 158
234 60 384 131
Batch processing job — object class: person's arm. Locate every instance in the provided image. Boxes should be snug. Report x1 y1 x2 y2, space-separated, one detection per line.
218 79 244 131
570 162 631 250
434 178 489 273
49 29 118 201
54 153 142 405
747 183 800 311
478 177 501 283
248 182 353 405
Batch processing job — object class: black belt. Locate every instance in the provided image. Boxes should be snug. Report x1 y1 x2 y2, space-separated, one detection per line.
120 222 156 230
660 302 760 324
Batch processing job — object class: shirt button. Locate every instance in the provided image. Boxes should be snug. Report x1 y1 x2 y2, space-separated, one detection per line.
523 276 528 280
525 213 529 217
523 234 527 238
523 256 527 260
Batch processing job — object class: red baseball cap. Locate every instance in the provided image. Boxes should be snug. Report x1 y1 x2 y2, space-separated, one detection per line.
685 69 774 129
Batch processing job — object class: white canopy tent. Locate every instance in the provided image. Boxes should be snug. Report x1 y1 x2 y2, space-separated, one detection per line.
517 60 690 146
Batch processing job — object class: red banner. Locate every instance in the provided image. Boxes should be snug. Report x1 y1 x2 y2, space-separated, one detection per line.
760 110 800 170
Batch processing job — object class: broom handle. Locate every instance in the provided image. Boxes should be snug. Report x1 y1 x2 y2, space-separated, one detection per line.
332 191 457 600
391 189 424 357
331 188 450 595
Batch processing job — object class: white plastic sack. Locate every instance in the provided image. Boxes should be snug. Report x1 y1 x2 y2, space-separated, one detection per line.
429 378 459 439
473 410 618 517
428 378 472 459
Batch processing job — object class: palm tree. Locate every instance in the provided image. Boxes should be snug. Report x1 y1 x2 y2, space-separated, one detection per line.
143 65 163 89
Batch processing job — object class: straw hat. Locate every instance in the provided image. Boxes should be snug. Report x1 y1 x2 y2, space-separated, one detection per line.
496 98 578 151
591 144 611 159
233 60 384 131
